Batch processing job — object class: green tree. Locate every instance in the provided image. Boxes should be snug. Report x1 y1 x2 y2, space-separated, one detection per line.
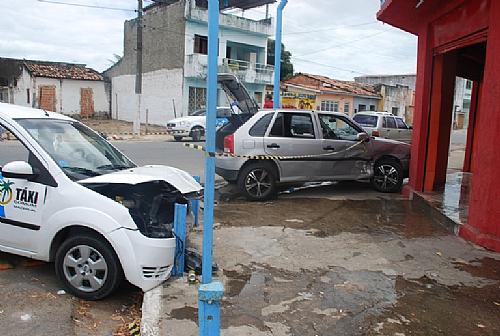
267 39 294 81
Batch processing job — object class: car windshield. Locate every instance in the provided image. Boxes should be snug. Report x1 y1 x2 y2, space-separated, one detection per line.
353 114 378 127
191 109 206 116
16 118 136 180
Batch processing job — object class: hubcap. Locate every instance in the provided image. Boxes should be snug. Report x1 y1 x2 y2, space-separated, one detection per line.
245 168 272 197
373 164 399 191
63 245 108 293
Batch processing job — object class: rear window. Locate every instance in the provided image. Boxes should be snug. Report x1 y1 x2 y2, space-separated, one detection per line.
353 114 378 127
249 113 273 137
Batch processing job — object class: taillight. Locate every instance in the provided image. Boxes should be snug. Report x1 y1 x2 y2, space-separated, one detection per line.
372 130 380 137
224 134 234 154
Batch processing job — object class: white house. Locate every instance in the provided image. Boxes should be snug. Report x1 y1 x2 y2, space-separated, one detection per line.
0 58 108 117
104 0 275 126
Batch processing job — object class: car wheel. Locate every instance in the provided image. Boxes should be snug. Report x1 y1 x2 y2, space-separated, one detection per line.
191 127 204 142
55 234 123 300
174 136 183 142
238 163 277 201
371 159 403 193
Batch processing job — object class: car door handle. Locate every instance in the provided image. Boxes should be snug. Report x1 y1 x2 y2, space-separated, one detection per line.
323 146 335 151
267 143 280 149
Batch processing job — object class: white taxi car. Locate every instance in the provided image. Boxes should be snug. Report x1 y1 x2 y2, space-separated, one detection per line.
0 103 202 300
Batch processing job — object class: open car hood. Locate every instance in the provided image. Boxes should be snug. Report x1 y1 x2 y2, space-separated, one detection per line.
79 165 202 195
218 73 259 115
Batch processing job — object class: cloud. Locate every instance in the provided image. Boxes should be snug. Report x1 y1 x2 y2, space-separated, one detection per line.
1 0 417 79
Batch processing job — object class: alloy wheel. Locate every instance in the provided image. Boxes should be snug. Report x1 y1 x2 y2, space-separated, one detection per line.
245 168 272 198
373 164 400 192
63 245 108 293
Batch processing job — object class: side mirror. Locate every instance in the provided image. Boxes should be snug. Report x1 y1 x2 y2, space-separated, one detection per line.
357 132 370 142
1 161 37 180
408 126 413 130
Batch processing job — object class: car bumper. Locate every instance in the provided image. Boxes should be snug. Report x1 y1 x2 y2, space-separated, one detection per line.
167 127 190 137
108 228 176 292
215 157 246 182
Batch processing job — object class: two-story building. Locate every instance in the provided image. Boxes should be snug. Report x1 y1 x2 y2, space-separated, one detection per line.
104 0 274 125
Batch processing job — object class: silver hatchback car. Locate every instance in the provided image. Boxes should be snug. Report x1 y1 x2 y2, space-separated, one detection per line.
215 75 410 201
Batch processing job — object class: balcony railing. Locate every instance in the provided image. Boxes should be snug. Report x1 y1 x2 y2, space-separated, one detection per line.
185 54 274 85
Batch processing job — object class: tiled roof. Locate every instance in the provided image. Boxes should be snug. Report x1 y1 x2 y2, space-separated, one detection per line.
284 73 381 98
23 60 103 81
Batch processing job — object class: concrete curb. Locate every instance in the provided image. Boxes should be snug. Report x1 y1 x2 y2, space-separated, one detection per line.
141 285 164 336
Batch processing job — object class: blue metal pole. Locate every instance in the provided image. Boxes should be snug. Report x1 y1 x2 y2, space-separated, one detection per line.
199 2 224 336
172 203 187 276
192 175 201 227
273 0 288 109
202 0 219 286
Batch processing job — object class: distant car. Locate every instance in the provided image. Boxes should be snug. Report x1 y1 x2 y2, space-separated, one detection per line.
166 107 232 142
214 75 410 201
353 112 412 143
0 103 202 299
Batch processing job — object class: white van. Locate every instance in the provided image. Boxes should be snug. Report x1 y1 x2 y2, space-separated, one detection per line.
0 103 202 300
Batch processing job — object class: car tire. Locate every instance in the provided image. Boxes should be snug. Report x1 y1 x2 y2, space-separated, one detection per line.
371 158 404 193
191 127 204 142
55 234 123 300
238 163 277 201
174 136 183 142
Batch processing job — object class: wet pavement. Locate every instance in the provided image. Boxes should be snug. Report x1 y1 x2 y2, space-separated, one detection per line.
0 253 142 336
160 198 500 336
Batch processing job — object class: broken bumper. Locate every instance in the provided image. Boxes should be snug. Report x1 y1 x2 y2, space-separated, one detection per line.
108 228 176 292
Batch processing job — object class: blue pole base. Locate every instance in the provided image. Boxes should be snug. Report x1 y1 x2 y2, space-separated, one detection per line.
198 281 224 336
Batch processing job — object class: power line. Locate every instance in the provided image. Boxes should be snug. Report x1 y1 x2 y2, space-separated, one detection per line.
296 28 392 57
37 0 136 12
284 21 379 36
292 57 370 75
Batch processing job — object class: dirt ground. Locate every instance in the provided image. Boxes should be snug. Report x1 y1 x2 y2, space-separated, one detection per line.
160 198 500 336
0 253 141 336
81 119 168 136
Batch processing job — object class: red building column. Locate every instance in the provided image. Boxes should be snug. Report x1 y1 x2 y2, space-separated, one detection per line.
460 0 500 252
423 53 456 191
408 26 434 192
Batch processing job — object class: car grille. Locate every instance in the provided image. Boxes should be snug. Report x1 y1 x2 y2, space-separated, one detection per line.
142 265 172 279
167 123 176 127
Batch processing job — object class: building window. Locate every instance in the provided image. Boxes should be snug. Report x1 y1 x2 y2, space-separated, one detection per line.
194 35 208 55
392 107 399 115
26 88 30 104
358 104 366 112
370 105 376 111
188 87 207 114
466 80 472 90
320 100 339 112
344 102 350 114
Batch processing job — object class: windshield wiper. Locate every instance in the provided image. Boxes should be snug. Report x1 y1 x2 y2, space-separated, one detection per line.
63 167 101 177
96 164 133 171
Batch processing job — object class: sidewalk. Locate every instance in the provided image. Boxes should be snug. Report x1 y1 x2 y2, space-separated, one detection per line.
152 198 500 336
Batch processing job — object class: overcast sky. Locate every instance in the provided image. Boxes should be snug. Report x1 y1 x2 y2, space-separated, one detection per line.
0 0 417 80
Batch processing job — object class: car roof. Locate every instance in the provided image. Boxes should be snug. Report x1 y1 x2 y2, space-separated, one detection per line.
0 102 74 123
257 109 349 118
354 111 398 117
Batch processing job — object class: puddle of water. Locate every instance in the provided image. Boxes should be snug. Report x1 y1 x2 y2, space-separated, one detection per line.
365 276 500 336
216 199 448 239
169 306 198 322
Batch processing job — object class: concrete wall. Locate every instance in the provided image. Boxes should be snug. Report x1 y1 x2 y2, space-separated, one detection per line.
105 0 187 78
353 97 380 113
111 68 184 125
355 75 417 90
378 84 415 123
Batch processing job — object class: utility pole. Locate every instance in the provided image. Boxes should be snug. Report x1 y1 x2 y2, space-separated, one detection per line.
134 0 143 136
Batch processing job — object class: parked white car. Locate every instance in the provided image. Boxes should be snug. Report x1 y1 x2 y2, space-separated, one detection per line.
167 107 231 142
0 103 202 300
353 112 412 143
